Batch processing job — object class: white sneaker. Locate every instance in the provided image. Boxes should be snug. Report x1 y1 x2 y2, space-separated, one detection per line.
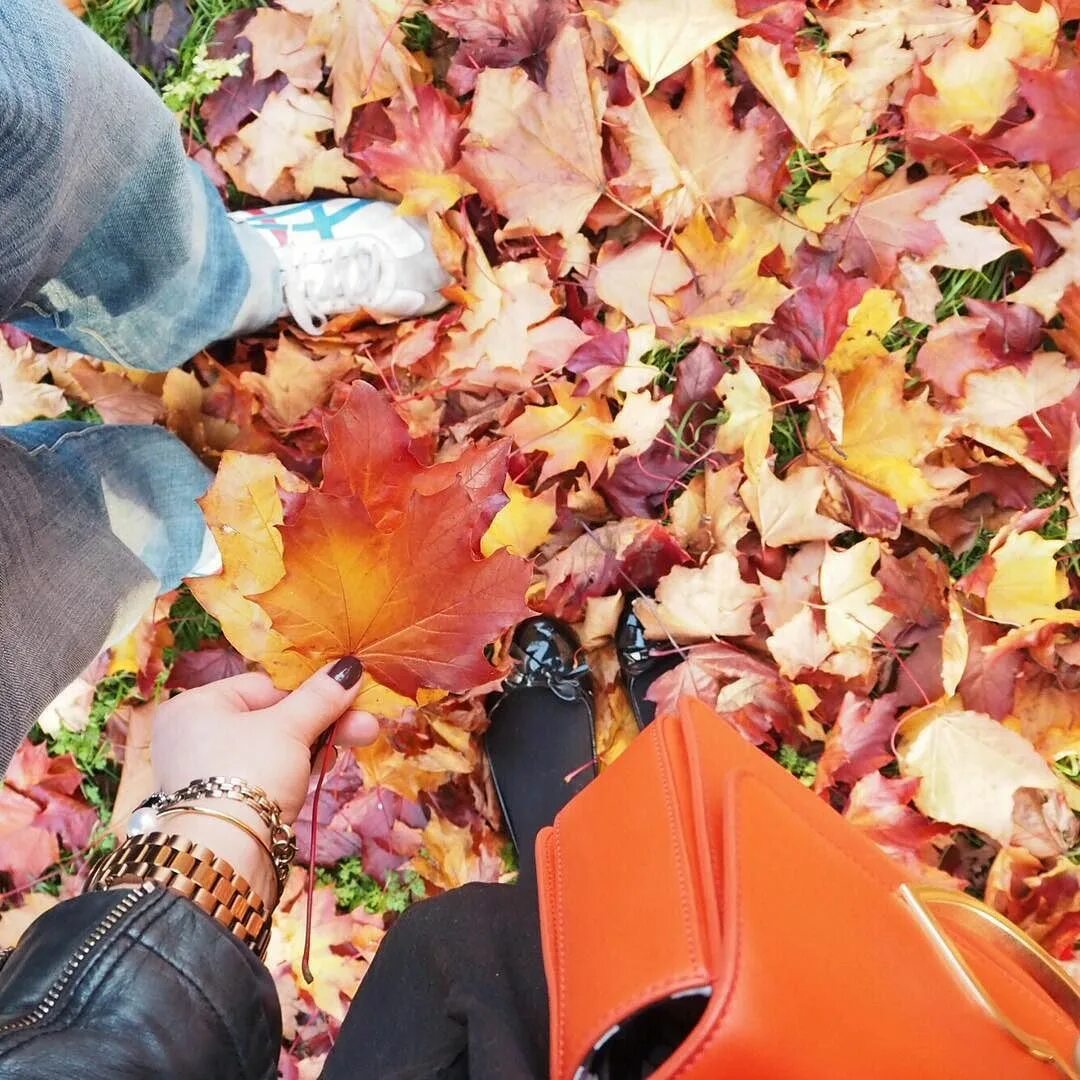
230 198 451 334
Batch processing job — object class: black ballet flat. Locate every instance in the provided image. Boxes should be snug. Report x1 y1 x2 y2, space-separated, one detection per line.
615 603 684 730
486 617 598 875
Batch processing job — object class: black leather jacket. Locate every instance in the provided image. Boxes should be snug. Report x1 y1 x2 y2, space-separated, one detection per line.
0 884 279 1078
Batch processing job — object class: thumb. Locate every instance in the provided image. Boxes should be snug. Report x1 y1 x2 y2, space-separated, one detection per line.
262 657 365 744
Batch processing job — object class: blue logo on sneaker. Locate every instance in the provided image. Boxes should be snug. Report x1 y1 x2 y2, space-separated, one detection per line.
244 200 376 240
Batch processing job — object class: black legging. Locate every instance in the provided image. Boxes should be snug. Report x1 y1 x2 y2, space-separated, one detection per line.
325 876 548 1079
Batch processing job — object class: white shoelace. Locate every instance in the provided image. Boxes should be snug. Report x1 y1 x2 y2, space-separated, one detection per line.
280 235 398 335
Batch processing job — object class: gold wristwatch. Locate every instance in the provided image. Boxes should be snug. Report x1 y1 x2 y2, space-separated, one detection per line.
85 832 271 957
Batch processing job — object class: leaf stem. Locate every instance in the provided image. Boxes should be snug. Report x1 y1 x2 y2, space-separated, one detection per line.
301 718 339 984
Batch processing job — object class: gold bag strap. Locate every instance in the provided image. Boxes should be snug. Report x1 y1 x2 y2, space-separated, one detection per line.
903 884 1080 1079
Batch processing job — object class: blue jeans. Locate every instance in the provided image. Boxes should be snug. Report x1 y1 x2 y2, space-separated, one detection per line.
0 0 282 748
0 0 280 368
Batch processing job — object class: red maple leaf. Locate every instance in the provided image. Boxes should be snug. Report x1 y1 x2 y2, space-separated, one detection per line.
814 692 901 793
0 741 98 890
428 0 572 94
844 772 952 869
999 66 1080 179
166 645 249 690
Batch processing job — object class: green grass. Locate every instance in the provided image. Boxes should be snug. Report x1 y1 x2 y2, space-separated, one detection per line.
665 405 726 458
775 743 818 787
59 401 104 424
168 585 223 653
83 0 147 55
878 140 906 178
714 30 740 82
779 148 827 213
19 594 221 896
85 0 261 138
161 44 245 115
25 670 139 891
770 406 809 470
1055 753 1080 785
884 251 1033 364
795 20 829 52
401 10 437 53
42 672 137 781
315 858 427 915
500 841 519 875
1036 489 1080 579
935 254 1028 321
938 527 993 580
641 339 696 392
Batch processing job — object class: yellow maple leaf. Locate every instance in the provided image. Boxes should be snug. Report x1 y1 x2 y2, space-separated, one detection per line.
906 1 1058 136
409 816 503 890
612 389 672 460
187 452 308 671
673 202 792 344
984 531 1071 627
740 462 845 548
599 0 746 89
225 86 336 198
244 8 324 90
594 238 693 328
445 244 586 392
959 351 1079 430
352 675 447 721
291 147 361 200
0 892 59 950
814 350 949 510
481 482 558 557
736 38 865 150
713 359 772 469
267 875 364 1020
633 551 764 643
820 538 892 652
1010 676 1080 763
240 334 355 428
824 288 901 375
506 380 615 485
941 593 969 698
792 683 827 742
897 701 1064 844
797 140 888 233
592 653 639 768
1009 218 1080 320
353 734 472 802
608 57 763 228
920 174 1016 271
314 0 418 138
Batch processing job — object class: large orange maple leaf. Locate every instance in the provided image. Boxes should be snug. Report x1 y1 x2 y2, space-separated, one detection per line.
192 383 532 694
259 485 530 695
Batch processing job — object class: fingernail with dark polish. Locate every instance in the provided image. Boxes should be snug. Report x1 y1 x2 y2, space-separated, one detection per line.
328 656 363 688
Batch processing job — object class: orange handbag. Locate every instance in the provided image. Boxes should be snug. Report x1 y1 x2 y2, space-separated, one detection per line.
535 697 1080 1079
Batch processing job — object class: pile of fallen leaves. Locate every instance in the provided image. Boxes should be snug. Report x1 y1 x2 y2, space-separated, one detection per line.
8 0 1080 1071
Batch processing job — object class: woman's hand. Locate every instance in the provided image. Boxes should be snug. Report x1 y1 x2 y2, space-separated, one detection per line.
147 658 377 904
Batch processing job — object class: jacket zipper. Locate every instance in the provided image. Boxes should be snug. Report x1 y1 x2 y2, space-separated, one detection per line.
0 884 152 1035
